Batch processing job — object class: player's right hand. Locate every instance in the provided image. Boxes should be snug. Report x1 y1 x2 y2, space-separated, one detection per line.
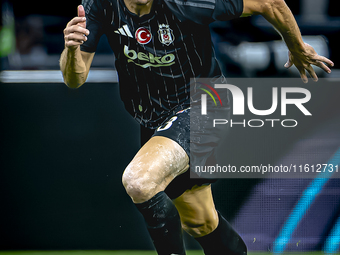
63 5 90 50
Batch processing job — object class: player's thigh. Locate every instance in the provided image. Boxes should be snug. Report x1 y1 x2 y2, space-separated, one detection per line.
173 184 219 237
122 136 189 203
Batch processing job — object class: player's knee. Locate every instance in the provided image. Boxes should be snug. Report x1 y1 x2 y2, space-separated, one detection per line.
181 216 218 238
122 166 155 203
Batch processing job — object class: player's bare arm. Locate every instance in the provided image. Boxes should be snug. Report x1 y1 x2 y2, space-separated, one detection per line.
60 5 94 88
242 0 334 83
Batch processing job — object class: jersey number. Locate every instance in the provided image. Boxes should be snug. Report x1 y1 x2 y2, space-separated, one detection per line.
157 116 178 132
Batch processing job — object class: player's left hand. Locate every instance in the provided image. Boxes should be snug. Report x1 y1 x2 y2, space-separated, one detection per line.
284 42 334 83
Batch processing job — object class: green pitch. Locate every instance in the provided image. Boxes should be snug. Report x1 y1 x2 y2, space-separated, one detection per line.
0 251 328 255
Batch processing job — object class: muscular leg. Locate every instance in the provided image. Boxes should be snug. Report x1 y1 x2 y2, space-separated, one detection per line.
174 185 247 255
122 136 189 203
173 184 219 238
122 136 189 255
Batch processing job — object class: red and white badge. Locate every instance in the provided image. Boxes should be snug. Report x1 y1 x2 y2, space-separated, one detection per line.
135 27 152 45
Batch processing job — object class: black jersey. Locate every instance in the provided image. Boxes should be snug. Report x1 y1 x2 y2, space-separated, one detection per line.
80 0 243 128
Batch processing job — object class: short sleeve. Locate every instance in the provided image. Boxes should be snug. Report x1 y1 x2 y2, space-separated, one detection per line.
80 0 105 53
212 0 243 21
163 0 243 25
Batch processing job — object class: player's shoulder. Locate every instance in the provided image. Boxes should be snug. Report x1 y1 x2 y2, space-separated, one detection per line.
163 0 243 24
82 0 117 15
161 0 216 24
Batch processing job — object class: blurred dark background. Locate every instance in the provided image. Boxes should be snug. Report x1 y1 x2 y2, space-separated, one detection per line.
1 0 340 253
1 0 339 73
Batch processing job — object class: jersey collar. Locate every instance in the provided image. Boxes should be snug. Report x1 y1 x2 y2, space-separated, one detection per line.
119 0 159 23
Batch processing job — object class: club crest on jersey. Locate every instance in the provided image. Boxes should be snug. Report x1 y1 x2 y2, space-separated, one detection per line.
135 27 152 45
158 24 174 46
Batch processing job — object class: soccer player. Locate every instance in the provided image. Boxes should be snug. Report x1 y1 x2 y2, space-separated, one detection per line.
60 0 334 254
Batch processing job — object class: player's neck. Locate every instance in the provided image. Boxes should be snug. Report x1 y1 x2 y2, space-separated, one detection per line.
123 0 154 17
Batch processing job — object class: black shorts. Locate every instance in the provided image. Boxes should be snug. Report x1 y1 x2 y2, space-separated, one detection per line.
140 98 231 199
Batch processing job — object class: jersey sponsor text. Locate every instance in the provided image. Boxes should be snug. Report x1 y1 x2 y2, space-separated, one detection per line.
124 45 175 68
